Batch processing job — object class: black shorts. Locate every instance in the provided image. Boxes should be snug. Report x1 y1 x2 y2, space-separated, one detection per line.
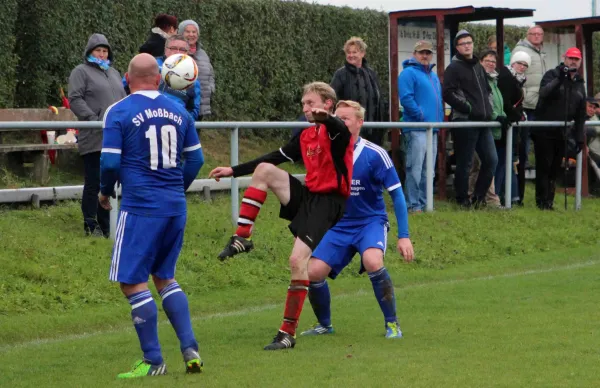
279 174 346 251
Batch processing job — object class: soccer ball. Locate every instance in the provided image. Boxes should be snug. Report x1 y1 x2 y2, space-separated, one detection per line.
161 54 198 90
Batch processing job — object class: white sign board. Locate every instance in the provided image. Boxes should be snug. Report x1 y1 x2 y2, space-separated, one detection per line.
397 21 451 77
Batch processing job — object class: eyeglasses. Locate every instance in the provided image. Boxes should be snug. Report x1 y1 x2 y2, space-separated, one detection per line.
483 59 496 64
528 32 543 36
514 61 529 67
167 46 188 53
456 41 473 47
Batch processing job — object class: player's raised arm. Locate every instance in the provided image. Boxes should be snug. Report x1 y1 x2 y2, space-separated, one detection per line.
311 108 351 143
209 133 302 180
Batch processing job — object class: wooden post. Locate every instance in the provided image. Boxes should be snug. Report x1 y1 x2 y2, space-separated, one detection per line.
496 18 505 65
32 151 49 185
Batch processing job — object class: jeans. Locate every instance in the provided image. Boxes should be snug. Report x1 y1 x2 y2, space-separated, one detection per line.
453 127 498 204
82 152 109 235
495 146 519 204
517 109 535 202
404 131 437 211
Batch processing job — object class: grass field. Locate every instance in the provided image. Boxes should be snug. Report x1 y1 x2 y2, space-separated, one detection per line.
1 181 600 386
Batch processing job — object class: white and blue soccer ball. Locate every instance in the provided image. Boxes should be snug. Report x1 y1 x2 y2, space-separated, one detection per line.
161 54 198 90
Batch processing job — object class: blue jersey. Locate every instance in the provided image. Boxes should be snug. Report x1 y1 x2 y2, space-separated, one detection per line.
101 90 201 217
336 137 402 227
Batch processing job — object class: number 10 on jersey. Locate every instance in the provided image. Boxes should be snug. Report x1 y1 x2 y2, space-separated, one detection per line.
145 124 177 170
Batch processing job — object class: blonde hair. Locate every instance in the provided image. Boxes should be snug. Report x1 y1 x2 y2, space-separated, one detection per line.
336 100 365 120
302 82 337 109
344 36 367 53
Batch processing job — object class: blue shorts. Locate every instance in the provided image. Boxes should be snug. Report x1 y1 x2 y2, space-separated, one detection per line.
109 210 186 284
312 220 389 279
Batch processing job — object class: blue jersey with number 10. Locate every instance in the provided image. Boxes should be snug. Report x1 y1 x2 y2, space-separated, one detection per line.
102 90 201 217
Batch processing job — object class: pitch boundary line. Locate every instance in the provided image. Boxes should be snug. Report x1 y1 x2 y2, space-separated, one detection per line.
1 259 597 352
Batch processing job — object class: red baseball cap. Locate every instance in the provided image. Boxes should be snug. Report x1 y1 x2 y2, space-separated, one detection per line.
565 47 582 59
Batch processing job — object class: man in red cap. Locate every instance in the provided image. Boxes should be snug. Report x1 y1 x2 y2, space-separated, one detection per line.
532 47 586 210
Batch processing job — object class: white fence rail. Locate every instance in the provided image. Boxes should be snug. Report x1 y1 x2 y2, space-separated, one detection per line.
0 120 592 240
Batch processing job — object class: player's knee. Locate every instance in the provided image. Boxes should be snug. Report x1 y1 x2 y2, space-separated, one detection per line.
362 248 384 272
289 253 310 273
307 258 330 282
254 162 276 182
152 276 174 293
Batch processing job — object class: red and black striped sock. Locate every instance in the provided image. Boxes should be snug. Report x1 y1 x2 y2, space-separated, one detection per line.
235 186 267 238
279 279 310 336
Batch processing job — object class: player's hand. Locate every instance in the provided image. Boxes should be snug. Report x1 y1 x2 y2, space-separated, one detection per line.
98 194 112 210
397 238 414 262
310 108 330 122
209 166 233 182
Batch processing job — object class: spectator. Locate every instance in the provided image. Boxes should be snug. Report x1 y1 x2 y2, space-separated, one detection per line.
487 35 511 66
124 35 201 121
442 29 497 208
585 98 600 164
476 50 509 207
512 25 547 202
139 14 178 57
586 98 600 185
179 20 215 121
68 33 126 237
496 51 531 206
398 40 443 212
331 36 387 145
533 47 586 210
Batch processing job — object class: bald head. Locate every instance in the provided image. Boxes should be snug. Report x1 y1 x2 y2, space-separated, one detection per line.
126 53 161 93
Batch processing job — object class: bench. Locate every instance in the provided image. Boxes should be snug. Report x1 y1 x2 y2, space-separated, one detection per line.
0 108 79 184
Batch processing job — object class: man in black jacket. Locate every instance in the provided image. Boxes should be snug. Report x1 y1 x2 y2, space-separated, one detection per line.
533 47 586 210
442 30 498 207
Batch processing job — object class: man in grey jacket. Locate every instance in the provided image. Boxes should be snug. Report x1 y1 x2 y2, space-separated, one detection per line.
68 33 126 237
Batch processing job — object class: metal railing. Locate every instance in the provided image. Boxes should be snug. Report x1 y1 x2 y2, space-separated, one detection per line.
0 120 593 240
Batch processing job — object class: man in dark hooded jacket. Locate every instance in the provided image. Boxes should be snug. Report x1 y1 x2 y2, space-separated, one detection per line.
442 29 498 208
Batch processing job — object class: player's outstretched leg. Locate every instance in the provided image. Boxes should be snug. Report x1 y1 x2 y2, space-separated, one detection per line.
368 266 402 339
364 248 403 339
158 280 203 374
118 288 167 379
218 186 265 260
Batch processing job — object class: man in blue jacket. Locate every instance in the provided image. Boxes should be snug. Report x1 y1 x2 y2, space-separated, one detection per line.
398 40 444 212
124 35 201 121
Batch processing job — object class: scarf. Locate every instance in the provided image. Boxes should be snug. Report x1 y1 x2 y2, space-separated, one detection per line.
486 70 499 80
87 55 111 71
508 65 527 84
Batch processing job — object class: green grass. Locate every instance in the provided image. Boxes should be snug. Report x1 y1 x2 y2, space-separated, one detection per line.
0 249 599 387
1 182 600 386
0 129 305 188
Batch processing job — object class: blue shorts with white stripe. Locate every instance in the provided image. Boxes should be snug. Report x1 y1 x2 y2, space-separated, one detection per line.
109 210 186 284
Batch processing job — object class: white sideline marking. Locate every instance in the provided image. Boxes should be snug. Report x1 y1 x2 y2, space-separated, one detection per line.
1 260 597 353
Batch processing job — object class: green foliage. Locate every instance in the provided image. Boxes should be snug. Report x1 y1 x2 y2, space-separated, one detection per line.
0 0 18 108
11 0 389 121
